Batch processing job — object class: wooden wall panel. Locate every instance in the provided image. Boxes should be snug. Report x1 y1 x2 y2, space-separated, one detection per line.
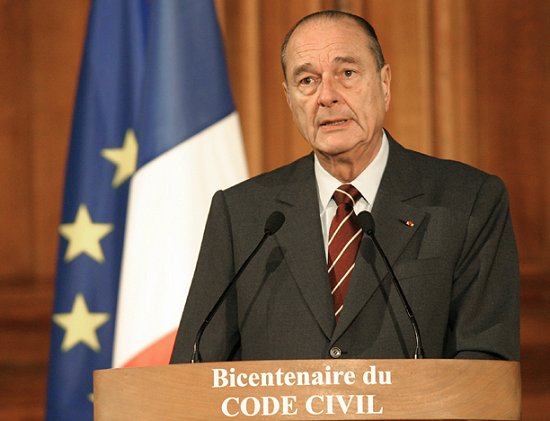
469 4 550 416
0 1 34 279
430 0 478 165
471 0 550 277
367 0 435 154
216 0 263 176
0 0 548 418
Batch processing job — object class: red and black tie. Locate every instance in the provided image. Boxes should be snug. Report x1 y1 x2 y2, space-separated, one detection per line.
327 184 363 319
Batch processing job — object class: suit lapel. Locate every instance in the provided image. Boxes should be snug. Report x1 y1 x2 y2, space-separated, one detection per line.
332 135 427 342
273 155 336 340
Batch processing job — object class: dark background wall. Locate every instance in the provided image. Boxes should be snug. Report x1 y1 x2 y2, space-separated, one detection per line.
0 0 548 418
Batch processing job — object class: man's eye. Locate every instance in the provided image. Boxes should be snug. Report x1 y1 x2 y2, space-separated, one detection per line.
299 76 314 85
343 70 355 78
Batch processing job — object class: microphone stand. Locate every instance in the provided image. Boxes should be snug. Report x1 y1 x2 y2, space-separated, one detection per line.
191 211 285 363
358 211 425 359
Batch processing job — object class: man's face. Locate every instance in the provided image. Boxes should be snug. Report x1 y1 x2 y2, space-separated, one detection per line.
283 18 391 165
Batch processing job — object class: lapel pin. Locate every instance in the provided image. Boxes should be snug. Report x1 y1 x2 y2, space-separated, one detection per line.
400 219 415 227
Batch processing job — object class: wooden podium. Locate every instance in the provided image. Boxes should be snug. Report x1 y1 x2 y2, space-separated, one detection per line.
94 359 520 420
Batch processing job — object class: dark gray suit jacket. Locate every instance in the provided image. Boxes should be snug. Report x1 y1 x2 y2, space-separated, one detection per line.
171 135 520 363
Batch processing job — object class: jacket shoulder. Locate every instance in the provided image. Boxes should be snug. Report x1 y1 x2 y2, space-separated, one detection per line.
392 139 506 192
223 153 314 197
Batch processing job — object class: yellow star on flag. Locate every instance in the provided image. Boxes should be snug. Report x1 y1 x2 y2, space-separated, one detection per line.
59 204 114 263
101 128 139 187
53 293 110 352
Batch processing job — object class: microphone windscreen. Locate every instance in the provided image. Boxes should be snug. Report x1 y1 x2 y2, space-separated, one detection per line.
264 211 285 235
357 211 375 235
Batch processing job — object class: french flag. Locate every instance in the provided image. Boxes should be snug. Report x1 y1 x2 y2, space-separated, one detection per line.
47 1 247 419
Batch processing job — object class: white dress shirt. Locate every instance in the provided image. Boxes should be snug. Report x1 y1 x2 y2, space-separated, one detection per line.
314 131 389 258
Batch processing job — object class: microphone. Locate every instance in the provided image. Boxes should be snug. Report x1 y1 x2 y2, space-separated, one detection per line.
357 211 425 359
191 211 285 363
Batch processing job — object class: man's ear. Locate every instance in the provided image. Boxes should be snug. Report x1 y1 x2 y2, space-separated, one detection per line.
380 64 391 111
282 80 291 107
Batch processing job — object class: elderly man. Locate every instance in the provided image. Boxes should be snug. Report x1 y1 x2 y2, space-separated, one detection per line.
170 11 519 363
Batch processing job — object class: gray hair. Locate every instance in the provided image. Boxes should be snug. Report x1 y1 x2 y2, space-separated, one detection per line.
281 10 386 80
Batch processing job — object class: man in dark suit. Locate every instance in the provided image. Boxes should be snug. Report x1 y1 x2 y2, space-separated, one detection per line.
170 11 519 363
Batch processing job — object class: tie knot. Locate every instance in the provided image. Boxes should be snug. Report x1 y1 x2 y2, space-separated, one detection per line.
333 184 362 207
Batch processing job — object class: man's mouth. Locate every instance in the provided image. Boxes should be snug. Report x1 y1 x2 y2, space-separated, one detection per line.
320 119 348 127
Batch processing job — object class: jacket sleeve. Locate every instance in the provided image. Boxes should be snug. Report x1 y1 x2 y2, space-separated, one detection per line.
170 190 240 363
446 175 520 360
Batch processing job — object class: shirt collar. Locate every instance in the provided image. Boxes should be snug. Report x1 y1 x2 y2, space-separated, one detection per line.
314 131 389 211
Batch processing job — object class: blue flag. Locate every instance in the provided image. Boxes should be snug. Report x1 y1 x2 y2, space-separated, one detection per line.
46 1 247 419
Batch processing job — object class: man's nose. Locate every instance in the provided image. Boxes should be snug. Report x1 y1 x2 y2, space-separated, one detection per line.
317 76 341 107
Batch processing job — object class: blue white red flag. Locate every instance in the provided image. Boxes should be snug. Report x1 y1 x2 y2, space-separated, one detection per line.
46 1 247 419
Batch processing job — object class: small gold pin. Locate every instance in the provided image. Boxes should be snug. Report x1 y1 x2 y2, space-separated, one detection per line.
400 219 415 227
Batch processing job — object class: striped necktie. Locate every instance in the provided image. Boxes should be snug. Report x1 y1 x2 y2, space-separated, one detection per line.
327 184 363 319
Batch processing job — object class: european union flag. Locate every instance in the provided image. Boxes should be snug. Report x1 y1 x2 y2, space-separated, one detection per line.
46 1 247 419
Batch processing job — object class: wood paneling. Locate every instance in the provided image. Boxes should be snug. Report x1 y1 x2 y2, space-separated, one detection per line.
430 0 478 164
471 0 550 277
1 0 548 419
216 0 263 175
0 1 34 280
469 5 550 416
368 0 435 154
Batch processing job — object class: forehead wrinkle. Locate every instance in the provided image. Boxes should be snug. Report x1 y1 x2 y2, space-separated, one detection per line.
292 38 360 64
333 55 358 65
293 39 349 55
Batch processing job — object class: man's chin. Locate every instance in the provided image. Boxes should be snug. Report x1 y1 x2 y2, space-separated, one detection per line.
311 137 359 157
